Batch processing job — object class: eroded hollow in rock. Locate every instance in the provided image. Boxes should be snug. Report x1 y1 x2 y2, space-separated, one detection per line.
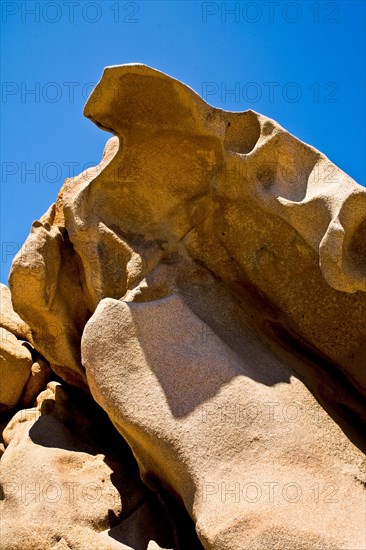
2 64 366 550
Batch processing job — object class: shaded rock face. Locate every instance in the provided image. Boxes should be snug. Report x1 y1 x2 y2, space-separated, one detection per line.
2 64 366 549
0 381 199 549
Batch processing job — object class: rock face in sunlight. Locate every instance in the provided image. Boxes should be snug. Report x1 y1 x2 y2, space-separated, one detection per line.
2 64 366 549
0 283 51 413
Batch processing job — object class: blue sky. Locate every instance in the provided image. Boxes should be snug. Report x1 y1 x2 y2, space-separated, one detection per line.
1 0 365 283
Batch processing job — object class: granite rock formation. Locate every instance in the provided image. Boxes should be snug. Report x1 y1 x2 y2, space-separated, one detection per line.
0 283 51 412
0 381 198 549
1 64 366 549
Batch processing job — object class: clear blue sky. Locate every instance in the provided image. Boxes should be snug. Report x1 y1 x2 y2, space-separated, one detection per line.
1 0 365 283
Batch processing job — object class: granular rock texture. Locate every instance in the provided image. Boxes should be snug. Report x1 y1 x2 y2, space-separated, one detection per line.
1 64 365 549
0 381 197 549
0 283 51 412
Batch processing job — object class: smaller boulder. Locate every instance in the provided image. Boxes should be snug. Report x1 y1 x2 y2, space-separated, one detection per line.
0 327 33 411
0 284 32 342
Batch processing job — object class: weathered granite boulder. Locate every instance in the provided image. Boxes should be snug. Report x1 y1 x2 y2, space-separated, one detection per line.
0 284 51 412
0 283 32 341
0 381 200 549
3 64 366 549
0 327 33 411
9 65 366 397
82 293 366 549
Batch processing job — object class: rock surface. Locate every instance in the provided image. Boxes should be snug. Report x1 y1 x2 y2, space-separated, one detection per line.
0 381 200 549
9 65 366 397
0 283 32 341
18 353 52 408
0 327 33 411
82 294 366 550
0 284 51 412
2 64 366 549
